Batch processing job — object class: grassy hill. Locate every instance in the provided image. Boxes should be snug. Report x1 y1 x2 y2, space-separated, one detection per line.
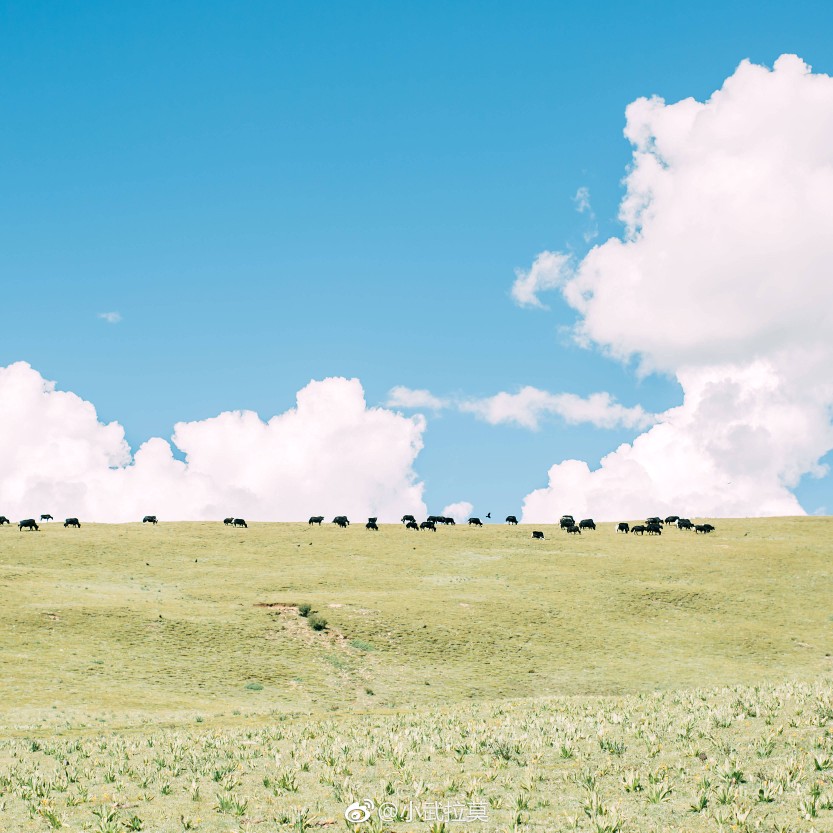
1 517 833 831
1 516 832 728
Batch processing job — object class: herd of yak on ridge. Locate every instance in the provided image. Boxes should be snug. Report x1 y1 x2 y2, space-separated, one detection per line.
1 512 716 535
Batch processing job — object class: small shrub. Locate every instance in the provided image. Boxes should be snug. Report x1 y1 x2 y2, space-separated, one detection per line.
307 614 327 631
490 741 515 761
599 737 626 756
244 682 263 691
297 603 313 617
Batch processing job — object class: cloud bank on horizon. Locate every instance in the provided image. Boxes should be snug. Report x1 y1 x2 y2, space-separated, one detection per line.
0 362 427 522
514 54 833 521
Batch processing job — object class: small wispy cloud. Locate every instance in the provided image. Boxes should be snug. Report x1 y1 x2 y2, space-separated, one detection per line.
510 250 572 309
574 186 598 243
386 383 654 432
386 386 448 411
98 312 122 324
459 386 655 431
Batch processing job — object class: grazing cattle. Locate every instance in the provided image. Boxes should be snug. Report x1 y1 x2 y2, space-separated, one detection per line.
440 516 456 525
365 521 378 531
646 523 662 535
531 530 544 539
19 519 39 531
308 516 324 525
0 516 10 525
64 518 81 528
617 522 630 533
468 517 483 526
566 524 581 534
223 517 234 525
505 515 518 525
646 517 663 527
40 514 53 522
142 515 158 525
427 515 444 524
579 518 596 531
702 523 715 533
367 517 377 524
631 525 646 535
559 516 575 529
420 520 436 531
233 518 247 528
405 520 419 531
333 516 349 528
401 514 416 524
677 518 693 530
664 516 679 525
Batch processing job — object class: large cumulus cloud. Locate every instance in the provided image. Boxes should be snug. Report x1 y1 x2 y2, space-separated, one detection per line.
0 362 427 522
517 55 833 521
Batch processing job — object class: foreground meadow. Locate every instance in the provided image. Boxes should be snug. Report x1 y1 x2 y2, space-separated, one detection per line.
1 517 832 831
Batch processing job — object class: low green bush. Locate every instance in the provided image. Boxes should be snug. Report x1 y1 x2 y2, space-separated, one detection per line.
307 614 327 631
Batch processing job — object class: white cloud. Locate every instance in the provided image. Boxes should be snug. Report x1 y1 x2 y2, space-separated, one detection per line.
574 186 598 243
386 386 448 411
98 312 122 324
460 386 654 431
442 501 474 523
523 362 829 521
387 382 652 432
519 55 833 521
0 362 427 523
510 250 571 309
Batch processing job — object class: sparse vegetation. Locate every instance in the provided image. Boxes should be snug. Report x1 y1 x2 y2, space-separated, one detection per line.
1 680 833 830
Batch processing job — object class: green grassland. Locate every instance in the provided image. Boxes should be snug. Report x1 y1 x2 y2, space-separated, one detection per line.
1 517 833 831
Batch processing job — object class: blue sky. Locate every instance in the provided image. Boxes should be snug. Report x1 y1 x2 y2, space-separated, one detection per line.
2 1 832 518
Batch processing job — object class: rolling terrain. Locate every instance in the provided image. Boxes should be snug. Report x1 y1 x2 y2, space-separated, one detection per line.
1 517 832 831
